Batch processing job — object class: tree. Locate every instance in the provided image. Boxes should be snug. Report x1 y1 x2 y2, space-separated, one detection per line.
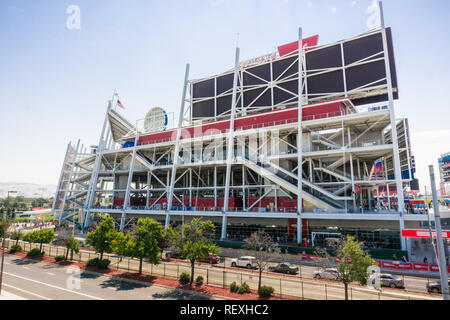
23 231 39 249
336 235 377 300
125 218 164 274
244 230 279 291
10 230 23 246
111 232 130 269
65 235 80 260
176 218 219 284
0 219 10 239
86 214 123 261
312 247 335 270
36 229 55 253
158 225 177 255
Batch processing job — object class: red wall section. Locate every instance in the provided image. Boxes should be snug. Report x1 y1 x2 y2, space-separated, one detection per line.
138 101 347 146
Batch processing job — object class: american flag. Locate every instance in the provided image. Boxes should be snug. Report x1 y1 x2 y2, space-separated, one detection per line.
117 99 125 109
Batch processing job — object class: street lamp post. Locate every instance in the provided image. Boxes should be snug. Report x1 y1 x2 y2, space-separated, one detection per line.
0 190 18 295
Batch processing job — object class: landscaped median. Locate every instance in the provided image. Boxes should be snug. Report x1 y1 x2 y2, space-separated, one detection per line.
0 246 290 301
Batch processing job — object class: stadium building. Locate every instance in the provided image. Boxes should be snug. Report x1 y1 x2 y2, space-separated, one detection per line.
52 10 430 255
439 152 450 196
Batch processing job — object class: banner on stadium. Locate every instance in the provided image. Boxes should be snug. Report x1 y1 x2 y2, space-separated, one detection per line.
401 229 450 239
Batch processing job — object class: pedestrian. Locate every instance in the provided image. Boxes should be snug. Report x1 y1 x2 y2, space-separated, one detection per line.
401 256 407 263
423 256 428 264
393 253 397 261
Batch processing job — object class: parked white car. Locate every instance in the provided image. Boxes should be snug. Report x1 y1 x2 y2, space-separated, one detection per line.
230 256 258 269
313 268 342 281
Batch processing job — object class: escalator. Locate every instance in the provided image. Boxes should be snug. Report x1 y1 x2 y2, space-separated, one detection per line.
136 151 155 170
237 156 346 212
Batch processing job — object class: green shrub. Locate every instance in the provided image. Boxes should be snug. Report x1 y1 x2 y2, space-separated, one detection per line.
195 275 204 285
258 285 275 298
230 281 239 293
27 248 43 257
179 272 190 285
55 255 66 262
238 282 251 294
97 259 111 270
9 244 22 254
86 258 100 267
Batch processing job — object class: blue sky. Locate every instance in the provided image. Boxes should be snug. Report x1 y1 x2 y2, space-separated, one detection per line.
0 0 449 191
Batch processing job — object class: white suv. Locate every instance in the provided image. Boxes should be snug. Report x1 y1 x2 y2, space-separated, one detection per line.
230 256 258 269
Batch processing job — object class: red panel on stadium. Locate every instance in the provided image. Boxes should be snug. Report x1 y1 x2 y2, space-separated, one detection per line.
278 35 320 57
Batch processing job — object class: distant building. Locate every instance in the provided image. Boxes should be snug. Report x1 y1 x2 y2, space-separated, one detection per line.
439 152 450 196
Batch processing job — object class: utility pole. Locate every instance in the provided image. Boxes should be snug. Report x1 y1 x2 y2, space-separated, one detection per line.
0 190 18 295
429 165 449 300
425 186 438 264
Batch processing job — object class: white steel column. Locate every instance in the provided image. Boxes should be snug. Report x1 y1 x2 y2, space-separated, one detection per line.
297 27 304 244
52 142 71 214
146 171 151 208
83 102 111 231
379 1 406 250
387 183 391 210
59 139 81 224
429 165 450 300
120 133 140 231
166 64 190 228
214 167 217 208
222 46 240 240
403 119 412 181
242 165 246 211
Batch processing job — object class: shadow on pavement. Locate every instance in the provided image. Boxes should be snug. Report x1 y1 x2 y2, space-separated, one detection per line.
10 258 39 266
99 278 151 291
80 271 103 279
152 288 213 300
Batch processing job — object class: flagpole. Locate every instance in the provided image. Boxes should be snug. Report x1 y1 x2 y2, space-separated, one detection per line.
112 88 117 112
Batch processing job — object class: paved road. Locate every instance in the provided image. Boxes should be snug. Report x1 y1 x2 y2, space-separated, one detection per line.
0 254 223 300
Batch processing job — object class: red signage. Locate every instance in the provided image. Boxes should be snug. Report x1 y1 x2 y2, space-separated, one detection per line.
382 261 398 269
278 35 320 57
398 263 412 270
402 229 450 239
429 265 441 272
413 263 429 271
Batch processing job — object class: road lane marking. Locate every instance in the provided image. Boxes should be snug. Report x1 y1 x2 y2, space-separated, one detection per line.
3 284 51 300
3 272 104 300
46 272 55 276
23 267 30 270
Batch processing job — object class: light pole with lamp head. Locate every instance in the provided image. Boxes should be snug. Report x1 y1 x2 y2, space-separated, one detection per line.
0 190 18 295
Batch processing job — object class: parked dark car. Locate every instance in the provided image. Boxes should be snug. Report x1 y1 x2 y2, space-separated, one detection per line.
378 274 404 289
268 263 299 275
427 280 450 294
164 250 185 260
